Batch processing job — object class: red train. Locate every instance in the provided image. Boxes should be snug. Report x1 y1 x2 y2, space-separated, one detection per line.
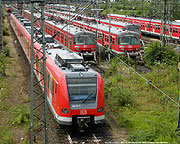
107 14 180 40
23 10 96 60
23 10 141 56
10 12 105 128
47 10 142 39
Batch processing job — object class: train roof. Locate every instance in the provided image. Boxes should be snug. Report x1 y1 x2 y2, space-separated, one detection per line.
24 10 94 36
109 14 180 26
44 11 141 36
50 10 139 28
12 12 96 75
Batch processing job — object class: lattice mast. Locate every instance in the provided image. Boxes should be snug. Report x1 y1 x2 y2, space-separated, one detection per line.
160 0 172 46
30 0 48 143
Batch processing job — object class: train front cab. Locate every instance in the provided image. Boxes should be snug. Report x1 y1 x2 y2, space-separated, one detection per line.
112 32 141 56
52 71 105 128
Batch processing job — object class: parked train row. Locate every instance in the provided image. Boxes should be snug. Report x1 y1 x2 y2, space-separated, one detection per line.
107 14 180 40
23 10 142 56
46 9 142 39
10 12 105 129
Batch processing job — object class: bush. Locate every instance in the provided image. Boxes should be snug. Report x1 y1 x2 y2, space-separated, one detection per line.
144 42 178 66
104 79 135 106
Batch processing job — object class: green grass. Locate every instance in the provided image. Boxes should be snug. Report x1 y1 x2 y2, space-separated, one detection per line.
104 56 180 142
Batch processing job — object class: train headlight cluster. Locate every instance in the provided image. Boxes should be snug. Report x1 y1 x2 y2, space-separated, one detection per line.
61 108 69 114
76 48 79 51
136 48 139 50
91 48 94 50
98 107 103 112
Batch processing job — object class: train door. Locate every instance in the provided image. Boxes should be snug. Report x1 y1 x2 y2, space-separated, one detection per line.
47 71 50 99
49 74 53 105
153 24 155 33
145 23 147 31
50 76 57 109
102 33 104 46
68 37 71 48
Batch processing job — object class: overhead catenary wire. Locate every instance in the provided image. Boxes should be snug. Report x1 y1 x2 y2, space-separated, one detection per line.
51 0 92 38
45 1 179 107
110 51 180 107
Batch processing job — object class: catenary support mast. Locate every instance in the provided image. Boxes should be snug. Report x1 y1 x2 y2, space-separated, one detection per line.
30 0 48 143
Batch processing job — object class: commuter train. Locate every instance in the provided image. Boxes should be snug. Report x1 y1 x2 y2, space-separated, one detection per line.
23 10 141 56
107 14 180 40
23 10 96 60
10 12 105 128
47 9 142 39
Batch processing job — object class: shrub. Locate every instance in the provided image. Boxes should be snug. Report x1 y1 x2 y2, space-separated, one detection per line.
144 42 178 66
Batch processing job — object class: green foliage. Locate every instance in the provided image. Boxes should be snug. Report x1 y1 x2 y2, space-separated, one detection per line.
3 24 10 36
144 42 178 66
0 129 13 144
105 55 134 77
104 78 135 107
128 110 179 142
12 105 30 125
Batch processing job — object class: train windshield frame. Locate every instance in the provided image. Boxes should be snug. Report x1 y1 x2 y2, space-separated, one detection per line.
118 35 140 45
73 35 95 45
66 77 97 104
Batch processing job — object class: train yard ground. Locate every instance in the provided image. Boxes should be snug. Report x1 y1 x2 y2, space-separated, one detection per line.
0 17 30 143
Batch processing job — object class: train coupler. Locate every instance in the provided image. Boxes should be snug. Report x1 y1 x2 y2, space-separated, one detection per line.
77 116 90 132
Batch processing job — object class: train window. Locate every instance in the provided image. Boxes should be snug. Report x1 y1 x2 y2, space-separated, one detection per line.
176 29 178 33
66 77 97 103
148 24 150 28
47 74 50 89
74 35 95 45
173 28 176 33
51 80 54 97
151 25 152 29
112 37 115 45
55 83 57 94
107 36 109 42
118 36 140 45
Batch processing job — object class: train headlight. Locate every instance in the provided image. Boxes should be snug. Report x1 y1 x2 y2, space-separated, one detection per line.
61 108 69 114
76 48 79 51
136 48 139 50
121 48 124 51
91 48 95 50
98 107 104 112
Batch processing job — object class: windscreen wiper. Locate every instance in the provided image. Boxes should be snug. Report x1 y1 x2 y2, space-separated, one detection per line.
81 90 96 103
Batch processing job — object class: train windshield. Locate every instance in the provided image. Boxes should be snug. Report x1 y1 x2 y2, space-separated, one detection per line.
66 77 97 103
118 36 140 45
74 36 95 45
